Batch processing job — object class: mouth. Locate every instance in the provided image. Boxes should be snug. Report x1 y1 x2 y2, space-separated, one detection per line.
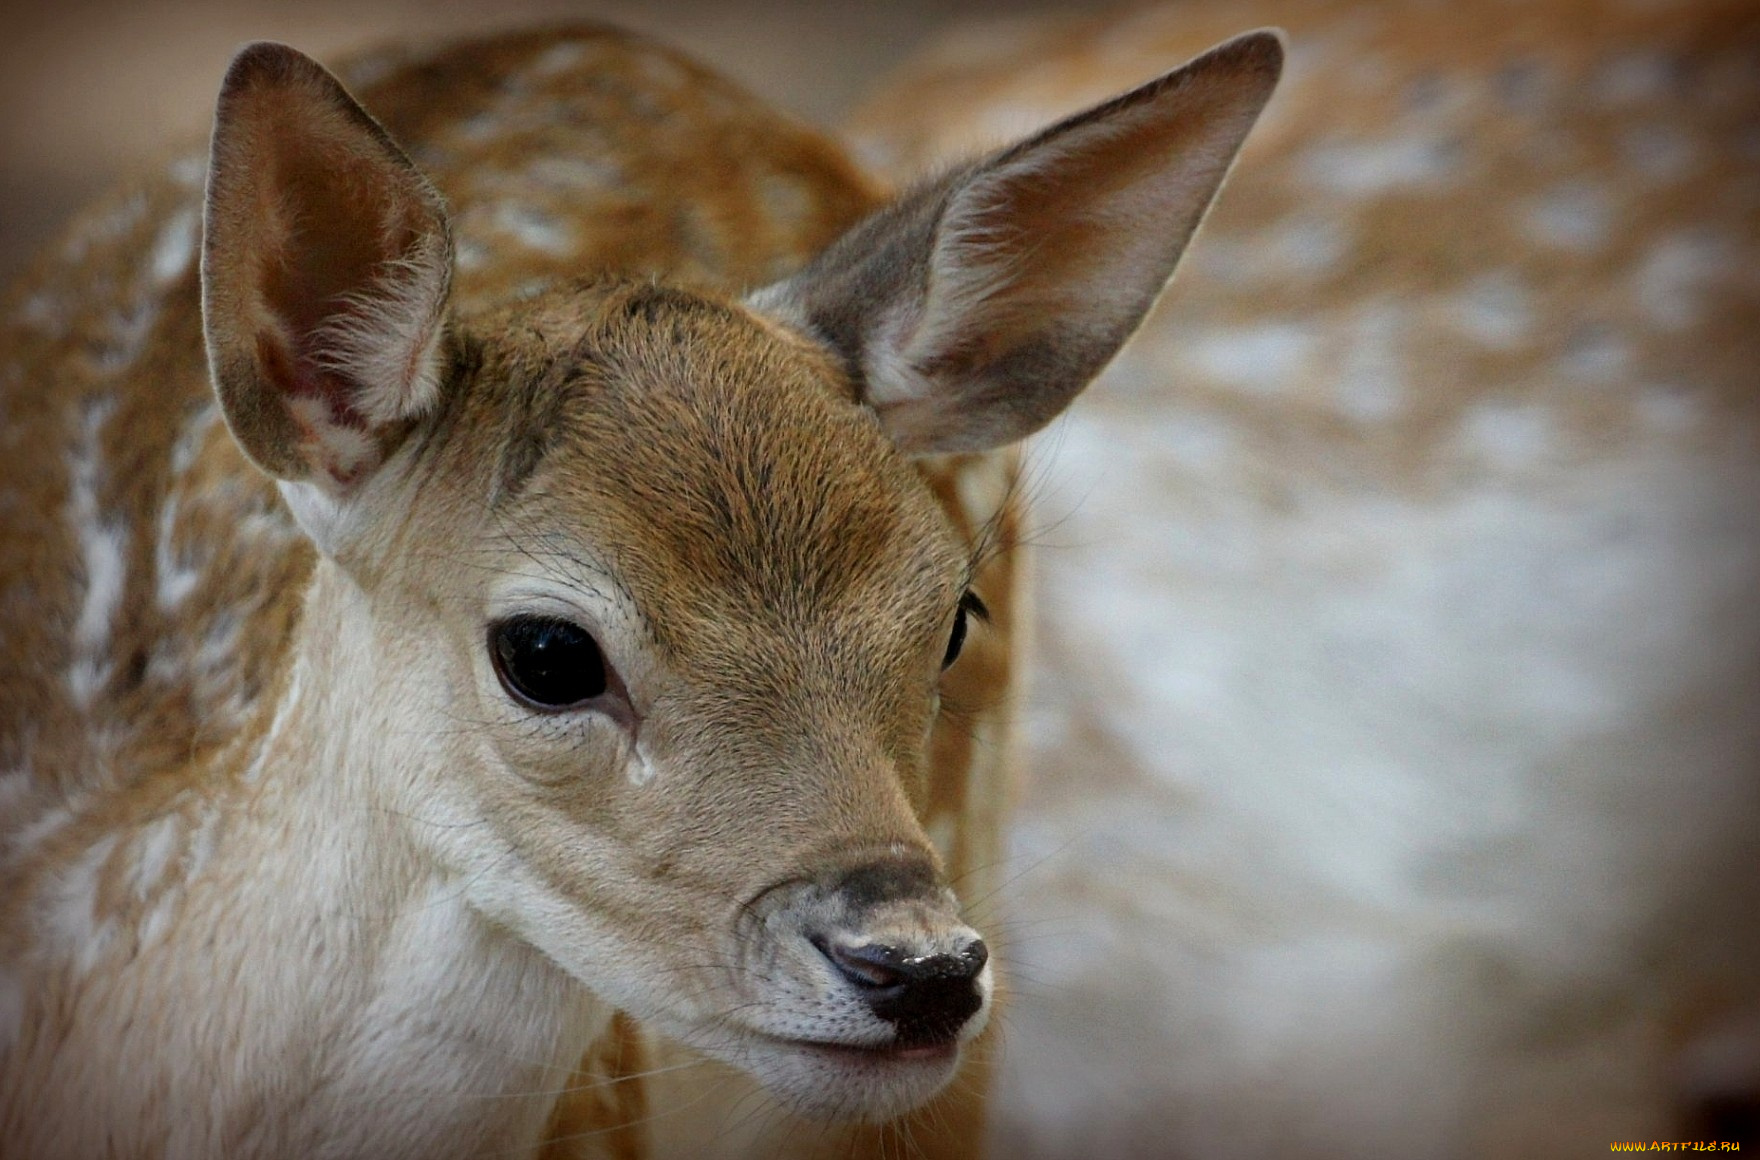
779 1035 959 1066
742 1027 965 1120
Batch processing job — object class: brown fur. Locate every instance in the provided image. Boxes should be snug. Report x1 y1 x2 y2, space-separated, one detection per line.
0 26 961 1158
0 20 1278 1158
852 1 1760 1153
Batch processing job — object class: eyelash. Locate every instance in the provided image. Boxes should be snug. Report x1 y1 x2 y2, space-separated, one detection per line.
943 591 989 671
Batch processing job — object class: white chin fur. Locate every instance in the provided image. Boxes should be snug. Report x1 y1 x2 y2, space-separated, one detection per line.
729 1034 966 1122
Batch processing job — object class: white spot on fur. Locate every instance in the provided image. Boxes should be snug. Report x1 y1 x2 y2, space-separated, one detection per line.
153 500 200 611
245 662 304 785
45 833 120 975
137 891 177 952
93 299 160 372
1302 134 1461 195
1155 413 1239 473
149 207 199 285
167 153 206 188
16 292 66 335
492 202 575 256
453 112 505 143
130 810 197 952
6 804 73 869
1271 217 1351 276
1333 303 1408 421
154 405 219 611
1524 183 1614 250
66 398 125 708
65 193 147 262
527 41 587 78
170 402 216 475
126 813 184 900
146 607 252 730
1191 217 1350 286
525 155 623 191
455 238 488 271
180 807 222 885
1633 233 1727 330
1447 272 1534 349
1455 402 1554 469
196 612 244 681
1187 322 1320 396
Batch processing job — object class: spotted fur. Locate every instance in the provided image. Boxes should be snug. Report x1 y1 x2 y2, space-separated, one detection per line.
851 1 1760 1155
0 22 1279 1160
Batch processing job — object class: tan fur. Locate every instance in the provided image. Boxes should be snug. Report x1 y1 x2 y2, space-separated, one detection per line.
852 2 1760 1155
0 21 1277 1159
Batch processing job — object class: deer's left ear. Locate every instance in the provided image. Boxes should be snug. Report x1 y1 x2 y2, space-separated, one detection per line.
201 41 454 501
752 30 1283 455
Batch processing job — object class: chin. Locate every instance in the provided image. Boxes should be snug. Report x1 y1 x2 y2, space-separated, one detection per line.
716 1031 969 1122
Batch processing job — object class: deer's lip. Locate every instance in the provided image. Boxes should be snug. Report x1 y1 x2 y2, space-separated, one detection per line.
767 1033 958 1065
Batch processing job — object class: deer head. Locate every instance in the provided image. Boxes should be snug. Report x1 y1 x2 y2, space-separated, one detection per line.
197 32 1281 1121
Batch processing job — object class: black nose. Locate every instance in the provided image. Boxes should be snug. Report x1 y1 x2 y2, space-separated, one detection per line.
817 936 989 1047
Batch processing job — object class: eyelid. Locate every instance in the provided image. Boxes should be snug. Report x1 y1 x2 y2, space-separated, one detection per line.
959 590 990 623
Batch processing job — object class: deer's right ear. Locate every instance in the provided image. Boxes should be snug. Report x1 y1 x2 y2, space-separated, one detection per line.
202 42 453 504
752 30 1282 456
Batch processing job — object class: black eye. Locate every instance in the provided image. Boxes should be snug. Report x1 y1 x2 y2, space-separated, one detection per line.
942 591 988 671
490 617 608 710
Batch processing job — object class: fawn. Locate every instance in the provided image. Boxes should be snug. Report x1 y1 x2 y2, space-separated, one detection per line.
0 21 1281 1159
853 1 1760 1155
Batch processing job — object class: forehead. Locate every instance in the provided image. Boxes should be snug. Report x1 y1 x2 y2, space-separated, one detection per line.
472 282 966 639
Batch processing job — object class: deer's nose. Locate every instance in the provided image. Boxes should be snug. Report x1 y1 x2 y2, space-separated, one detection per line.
815 934 989 1046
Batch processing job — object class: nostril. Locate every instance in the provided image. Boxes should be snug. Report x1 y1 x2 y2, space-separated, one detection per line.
953 937 988 980
813 934 989 1046
817 937 910 990
813 936 989 990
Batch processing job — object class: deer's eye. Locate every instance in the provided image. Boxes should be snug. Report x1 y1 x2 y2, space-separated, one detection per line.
942 591 988 671
491 617 608 710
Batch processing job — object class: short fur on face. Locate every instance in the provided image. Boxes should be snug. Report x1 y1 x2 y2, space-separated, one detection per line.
0 24 1281 1156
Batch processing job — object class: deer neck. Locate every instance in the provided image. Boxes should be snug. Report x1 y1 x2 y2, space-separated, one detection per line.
67 558 607 1156
255 556 608 1124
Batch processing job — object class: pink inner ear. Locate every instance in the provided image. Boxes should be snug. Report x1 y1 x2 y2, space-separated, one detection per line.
254 329 380 490
204 42 452 495
248 140 438 489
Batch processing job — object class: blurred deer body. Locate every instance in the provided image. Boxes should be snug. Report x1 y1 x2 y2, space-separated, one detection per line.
0 22 1281 1160
851 2 1760 1156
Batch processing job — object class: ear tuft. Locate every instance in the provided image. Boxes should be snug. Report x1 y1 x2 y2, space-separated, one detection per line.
202 42 454 495
754 30 1284 456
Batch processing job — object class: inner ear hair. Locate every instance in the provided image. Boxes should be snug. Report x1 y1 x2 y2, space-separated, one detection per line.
201 41 455 497
752 29 1285 457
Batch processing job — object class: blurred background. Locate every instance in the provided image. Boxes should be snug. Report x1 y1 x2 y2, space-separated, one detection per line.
0 0 1113 283
6 2 1758 1157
